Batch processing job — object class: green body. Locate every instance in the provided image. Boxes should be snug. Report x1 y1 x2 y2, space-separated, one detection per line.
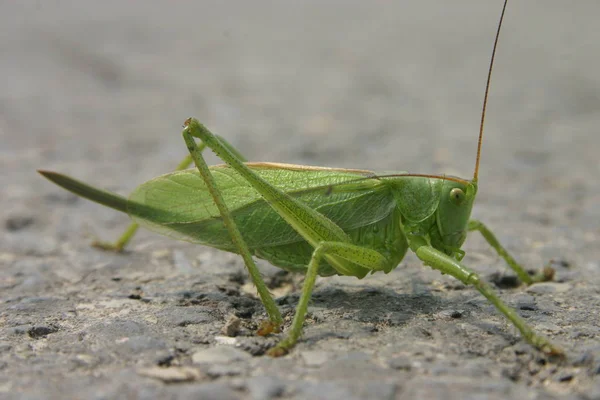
128 164 473 279
45 162 475 278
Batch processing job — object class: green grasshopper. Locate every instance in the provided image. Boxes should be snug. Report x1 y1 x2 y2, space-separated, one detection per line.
39 0 562 357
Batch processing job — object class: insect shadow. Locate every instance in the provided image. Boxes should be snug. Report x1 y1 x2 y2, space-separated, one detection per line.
286 285 440 327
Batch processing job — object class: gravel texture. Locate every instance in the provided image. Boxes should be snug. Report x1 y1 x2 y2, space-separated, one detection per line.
2 1 600 399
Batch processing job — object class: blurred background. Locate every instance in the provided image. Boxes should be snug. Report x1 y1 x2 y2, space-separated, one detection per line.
1 0 598 264
2 1 600 397
3 0 599 257
3 1 598 175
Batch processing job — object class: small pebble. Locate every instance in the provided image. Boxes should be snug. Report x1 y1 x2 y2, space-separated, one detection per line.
220 315 241 337
526 282 571 294
192 346 250 364
137 366 204 383
214 336 238 346
28 325 58 338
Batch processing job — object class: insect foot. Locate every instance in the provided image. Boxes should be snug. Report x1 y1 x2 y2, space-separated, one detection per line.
266 341 292 358
257 320 282 336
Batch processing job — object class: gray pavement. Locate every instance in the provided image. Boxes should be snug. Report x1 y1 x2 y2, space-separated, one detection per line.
2 1 600 399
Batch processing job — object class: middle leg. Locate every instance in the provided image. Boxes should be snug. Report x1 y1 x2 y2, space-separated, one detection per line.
267 240 393 357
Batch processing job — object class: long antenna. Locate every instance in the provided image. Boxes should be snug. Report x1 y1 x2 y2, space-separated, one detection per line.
473 0 508 182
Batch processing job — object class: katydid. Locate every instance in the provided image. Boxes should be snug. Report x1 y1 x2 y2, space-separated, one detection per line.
38 0 563 357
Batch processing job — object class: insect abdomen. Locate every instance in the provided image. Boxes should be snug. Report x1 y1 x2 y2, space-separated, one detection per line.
254 207 407 277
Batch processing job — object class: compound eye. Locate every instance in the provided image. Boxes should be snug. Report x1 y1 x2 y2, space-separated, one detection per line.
450 188 465 205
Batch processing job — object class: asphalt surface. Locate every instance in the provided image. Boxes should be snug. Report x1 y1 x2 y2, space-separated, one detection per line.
2 1 600 399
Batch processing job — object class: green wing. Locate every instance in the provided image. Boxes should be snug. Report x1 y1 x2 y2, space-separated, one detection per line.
128 163 396 251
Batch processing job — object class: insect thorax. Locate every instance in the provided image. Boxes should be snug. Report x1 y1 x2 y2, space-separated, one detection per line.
387 176 476 260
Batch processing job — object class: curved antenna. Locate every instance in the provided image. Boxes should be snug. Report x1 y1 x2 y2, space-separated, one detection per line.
473 0 509 182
